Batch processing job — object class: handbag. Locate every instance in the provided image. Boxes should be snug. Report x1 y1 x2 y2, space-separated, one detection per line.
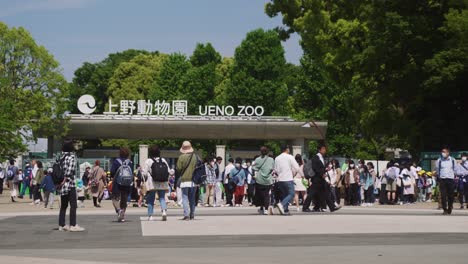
143 163 156 193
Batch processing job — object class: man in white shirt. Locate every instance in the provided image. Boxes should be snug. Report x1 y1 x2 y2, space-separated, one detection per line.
274 145 300 215
223 158 235 207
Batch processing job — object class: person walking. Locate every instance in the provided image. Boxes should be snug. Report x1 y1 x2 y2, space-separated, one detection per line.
214 156 224 207
176 141 198 220
230 158 247 207
41 168 56 209
361 164 376 206
58 139 85 232
253 146 275 215
245 160 256 206
385 161 400 204
32 161 45 205
274 145 300 215
223 158 235 207
90 160 107 208
143 145 170 221
456 153 468 209
110 147 134 222
345 160 360 206
435 146 457 215
204 157 217 207
6 160 19 202
293 154 307 212
0 167 4 195
18 162 32 199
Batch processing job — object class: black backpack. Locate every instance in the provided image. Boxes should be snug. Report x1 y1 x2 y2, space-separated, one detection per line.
151 158 169 182
52 155 67 185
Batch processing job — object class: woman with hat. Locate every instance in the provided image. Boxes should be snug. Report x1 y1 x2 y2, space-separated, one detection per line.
176 141 198 220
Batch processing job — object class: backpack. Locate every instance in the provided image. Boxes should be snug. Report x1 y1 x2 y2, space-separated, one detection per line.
52 155 68 185
116 159 133 187
386 167 398 181
151 158 169 182
437 157 455 177
192 157 206 185
7 166 15 181
303 159 315 179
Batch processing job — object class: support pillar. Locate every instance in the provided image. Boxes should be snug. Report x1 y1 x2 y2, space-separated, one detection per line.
291 138 306 158
216 145 226 173
292 145 303 157
139 145 148 168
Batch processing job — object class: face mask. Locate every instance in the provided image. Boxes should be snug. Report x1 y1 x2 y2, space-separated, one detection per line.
210 162 215 166
350 164 355 169
463 157 467 162
441 152 448 158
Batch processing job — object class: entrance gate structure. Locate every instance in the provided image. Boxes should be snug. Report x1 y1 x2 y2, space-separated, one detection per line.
51 114 327 174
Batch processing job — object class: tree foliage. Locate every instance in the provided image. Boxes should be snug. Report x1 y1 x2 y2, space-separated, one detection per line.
266 0 468 157
226 29 288 115
0 22 68 159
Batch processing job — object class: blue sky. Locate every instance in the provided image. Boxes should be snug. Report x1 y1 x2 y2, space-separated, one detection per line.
0 0 302 80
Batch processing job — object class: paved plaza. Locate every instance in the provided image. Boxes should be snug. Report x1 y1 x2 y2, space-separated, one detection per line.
1 193 468 264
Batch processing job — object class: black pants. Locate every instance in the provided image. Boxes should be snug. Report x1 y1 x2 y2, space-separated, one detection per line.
118 185 131 210
33 184 43 201
380 184 387 204
224 184 233 206
302 184 316 210
439 179 455 211
247 183 255 203
459 182 468 205
59 187 77 227
254 184 271 209
0 178 3 194
364 186 374 203
349 183 359 205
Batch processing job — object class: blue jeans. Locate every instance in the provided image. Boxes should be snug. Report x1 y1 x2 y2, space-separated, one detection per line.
277 181 295 213
182 187 196 217
146 190 167 216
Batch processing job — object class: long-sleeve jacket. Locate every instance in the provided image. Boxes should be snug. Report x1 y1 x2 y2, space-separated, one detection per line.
345 169 360 186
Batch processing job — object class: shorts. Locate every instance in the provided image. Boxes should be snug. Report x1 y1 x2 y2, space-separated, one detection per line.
386 180 397 192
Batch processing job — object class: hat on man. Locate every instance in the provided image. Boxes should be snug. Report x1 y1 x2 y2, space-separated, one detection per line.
180 141 194 154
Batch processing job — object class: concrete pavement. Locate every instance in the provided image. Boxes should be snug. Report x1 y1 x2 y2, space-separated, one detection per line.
1 190 468 264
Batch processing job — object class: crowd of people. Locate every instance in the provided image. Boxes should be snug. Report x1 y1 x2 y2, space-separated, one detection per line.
1 141 467 231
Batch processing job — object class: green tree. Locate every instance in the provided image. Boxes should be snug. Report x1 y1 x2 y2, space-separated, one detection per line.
149 53 191 104
266 0 468 156
226 29 288 116
0 23 68 159
183 43 222 113
190 43 221 67
107 53 167 104
70 49 154 113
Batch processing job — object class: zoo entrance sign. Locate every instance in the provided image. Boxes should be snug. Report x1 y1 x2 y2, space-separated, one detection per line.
77 95 265 117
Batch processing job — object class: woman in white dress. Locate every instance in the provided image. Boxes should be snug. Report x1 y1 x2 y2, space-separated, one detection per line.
294 154 307 211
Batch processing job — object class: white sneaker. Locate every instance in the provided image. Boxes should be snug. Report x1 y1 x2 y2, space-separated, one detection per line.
264 210 269 215
148 216 153 221
69 225 85 232
361 203 367 207
296 207 300 212
162 210 167 221
277 203 285 215
58 225 70 231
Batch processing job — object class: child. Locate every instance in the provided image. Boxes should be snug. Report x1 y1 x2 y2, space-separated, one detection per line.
41 168 56 209
76 178 85 208
417 170 427 202
426 172 434 202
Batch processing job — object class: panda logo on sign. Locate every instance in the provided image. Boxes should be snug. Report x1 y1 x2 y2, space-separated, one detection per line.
77 95 97 114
